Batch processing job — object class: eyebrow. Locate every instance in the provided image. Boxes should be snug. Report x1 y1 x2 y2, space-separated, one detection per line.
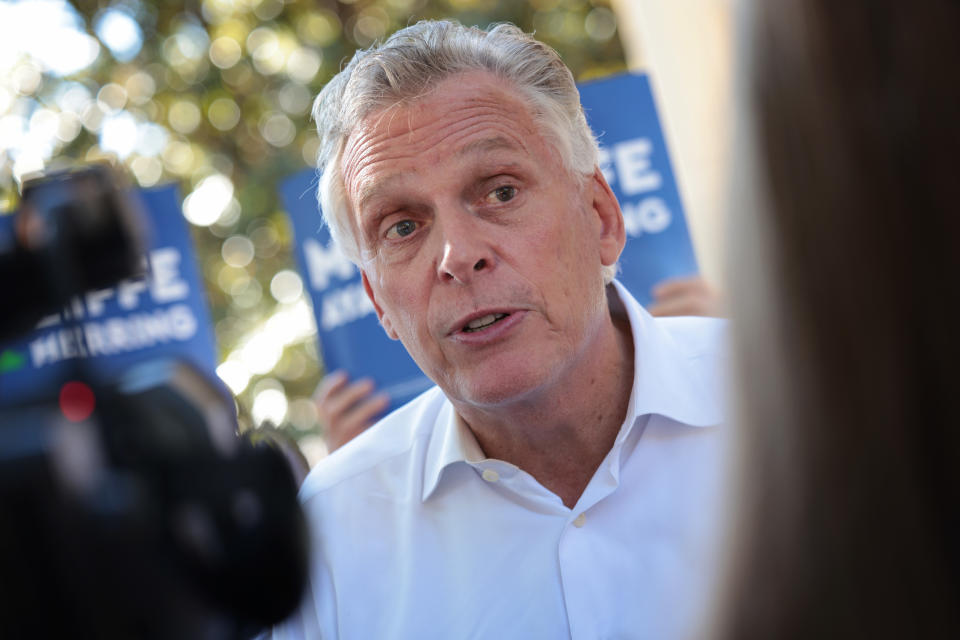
357 172 405 213
356 136 525 212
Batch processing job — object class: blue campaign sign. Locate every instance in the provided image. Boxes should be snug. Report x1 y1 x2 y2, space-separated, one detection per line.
280 171 434 410
580 71 699 304
0 184 220 406
280 71 697 409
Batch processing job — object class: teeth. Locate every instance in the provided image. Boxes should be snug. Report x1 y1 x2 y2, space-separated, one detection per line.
464 313 507 332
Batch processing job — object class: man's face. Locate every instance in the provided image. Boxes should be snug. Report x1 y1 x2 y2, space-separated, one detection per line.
341 70 623 409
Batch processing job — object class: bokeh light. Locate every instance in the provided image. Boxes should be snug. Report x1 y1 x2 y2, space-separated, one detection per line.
95 7 144 62
221 235 255 267
288 397 319 431
240 330 284 376
585 7 618 42
207 97 241 131
209 36 242 69
168 99 202 134
252 385 288 426
270 270 304 304
97 83 128 113
59 380 96 422
0 1 101 77
100 111 139 158
131 156 164 186
217 359 252 395
183 173 234 226
125 71 157 104
259 112 296 147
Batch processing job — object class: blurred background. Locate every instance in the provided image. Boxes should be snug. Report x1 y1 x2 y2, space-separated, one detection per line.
0 0 730 462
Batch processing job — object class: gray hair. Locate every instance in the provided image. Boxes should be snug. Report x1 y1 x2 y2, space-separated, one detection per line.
312 20 616 282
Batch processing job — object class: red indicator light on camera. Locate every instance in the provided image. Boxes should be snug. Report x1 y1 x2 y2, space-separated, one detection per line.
59 381 96 422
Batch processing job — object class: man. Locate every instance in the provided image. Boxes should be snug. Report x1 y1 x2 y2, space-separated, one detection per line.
315 274 723 453
275 20 726 639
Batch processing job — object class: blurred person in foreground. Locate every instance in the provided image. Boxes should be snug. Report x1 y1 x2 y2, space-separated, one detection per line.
713 0 960 637
273 20 726 639
317 275 724 454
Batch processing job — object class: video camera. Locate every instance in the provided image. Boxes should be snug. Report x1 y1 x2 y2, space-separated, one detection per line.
0 166 308 639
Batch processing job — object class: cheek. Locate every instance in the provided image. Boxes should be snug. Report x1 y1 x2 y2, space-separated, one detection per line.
536 211 595 268
377 273 435 340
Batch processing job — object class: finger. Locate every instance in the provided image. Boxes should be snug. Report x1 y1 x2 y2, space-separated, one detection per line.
314 370 350 404
319 378 377 422
326 415 369 452
345 392 390 427
648 293 709 317
651 276 708 299
325 394 390 452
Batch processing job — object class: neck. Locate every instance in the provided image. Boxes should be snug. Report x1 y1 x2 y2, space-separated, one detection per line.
454 291 635 508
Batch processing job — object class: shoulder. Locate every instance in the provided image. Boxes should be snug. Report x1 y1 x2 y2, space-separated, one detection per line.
654 315 728 360
653 315 728 426
298 385 447 502
612 279 727 361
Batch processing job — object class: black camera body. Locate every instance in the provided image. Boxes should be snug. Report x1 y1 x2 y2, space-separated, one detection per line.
0 167 307 639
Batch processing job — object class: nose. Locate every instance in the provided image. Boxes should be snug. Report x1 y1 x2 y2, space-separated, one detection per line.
436 213 494 285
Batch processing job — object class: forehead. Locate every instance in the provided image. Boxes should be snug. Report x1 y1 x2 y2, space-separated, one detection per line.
340 71 552 202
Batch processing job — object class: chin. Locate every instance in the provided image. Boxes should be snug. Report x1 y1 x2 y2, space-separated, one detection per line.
445 363 555 409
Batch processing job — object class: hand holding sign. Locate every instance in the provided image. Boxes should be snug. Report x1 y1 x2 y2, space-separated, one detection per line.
314 370 389 453
648 275 724 318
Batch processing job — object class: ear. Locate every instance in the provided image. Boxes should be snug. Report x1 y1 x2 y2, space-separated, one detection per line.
589 166 626 268
361 270 399 340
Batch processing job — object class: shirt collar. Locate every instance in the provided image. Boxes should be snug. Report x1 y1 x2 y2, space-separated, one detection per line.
422 401 485 501
421 279 725 501
612 279 725 434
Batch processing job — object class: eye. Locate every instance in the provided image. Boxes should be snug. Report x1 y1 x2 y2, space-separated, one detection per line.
386 219 418 239
486 185 517 204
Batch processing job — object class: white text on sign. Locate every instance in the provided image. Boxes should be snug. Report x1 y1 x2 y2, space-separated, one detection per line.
36 247 190 326
27 247 198 367
598 137 672 238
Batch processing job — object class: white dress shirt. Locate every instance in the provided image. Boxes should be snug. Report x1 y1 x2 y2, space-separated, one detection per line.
273 281 727 640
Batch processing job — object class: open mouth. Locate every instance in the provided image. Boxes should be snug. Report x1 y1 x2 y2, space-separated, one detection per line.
462 312 509 333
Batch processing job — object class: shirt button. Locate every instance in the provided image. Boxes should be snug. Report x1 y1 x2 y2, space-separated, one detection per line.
572 513 586 528
481 469 500 483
